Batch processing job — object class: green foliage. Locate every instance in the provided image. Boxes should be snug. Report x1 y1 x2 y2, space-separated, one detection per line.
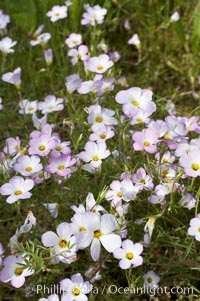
192 0 200 53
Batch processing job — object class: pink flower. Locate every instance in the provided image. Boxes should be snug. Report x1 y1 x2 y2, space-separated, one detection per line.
50 140 71 158
68 45 88 65
0 176 34 204
132 167 154 190
0 255 34 288
4 136 21 155
85 54 113 74
46 5 68 22
113 239 143 269
29 134 56 157
44 48 53 66
180 193 196 210
2 67 21 90
179 149 200 177
65 74 82 93
77 79 102 95
46 155 76 177
79 141 110 168
132 128 159 153
115 87 155 118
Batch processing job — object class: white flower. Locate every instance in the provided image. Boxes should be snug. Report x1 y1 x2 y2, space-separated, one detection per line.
38 95 64 114
60 273 92 301
2 67 21 90
113 239 143 269
44 48 53 66
30 32 51 47
41 222 77 264
0 37 17 56
18 99 38 115
65 33 82 48
0 255 34 288
0 176 34 204
46 5 68 22
85 54 113 74
170 11 180 22
188 214 200 241
81 5 107 26
76 213 122 261
143 270 160 289
128 34 141 47
79 141 110 169
180 193 196 210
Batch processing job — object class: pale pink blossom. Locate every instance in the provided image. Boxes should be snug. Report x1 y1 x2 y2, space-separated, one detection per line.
47 5 68 22
85 54 113 74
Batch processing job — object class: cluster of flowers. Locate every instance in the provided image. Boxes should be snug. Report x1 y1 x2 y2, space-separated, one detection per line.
0 2 199 300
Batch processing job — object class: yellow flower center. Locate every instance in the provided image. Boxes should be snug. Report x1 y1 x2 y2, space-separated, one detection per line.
162 170 168 177
58 165 65 170
72 287 81 296
126 252 134 260
15 190 22 195
136 118 143 123
55 13 60 16
182 201 188 207
39 145 46 151
131 100 140 107
77 54 82 60
100 134 106 139
91 90 97 95
25 166 32 172
94 229 102 239
163 159 169 163
140 179 145 184
15 84 21 90
92 156 100 161
147 277 153 283
96 116 103 123
55 146 62 151
97 65 104 70
59 239 68 248
164 133 171 140
198 227 200 232
143 141 150 147
191 163 199 171
117 191 122 197
38 172 44 178
15 267 23 276
28 107 34 111
79 226 86 232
